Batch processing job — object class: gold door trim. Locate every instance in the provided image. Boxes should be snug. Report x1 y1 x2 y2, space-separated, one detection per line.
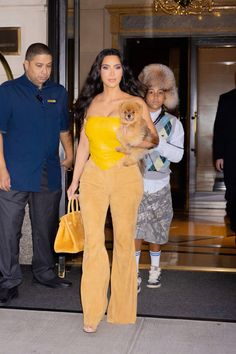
0 52 14 80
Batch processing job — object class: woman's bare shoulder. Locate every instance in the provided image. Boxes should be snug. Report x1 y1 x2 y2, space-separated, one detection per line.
127 96 147 111
123 94 145 104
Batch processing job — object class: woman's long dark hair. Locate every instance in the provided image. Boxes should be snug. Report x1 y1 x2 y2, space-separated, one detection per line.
74 48 145 130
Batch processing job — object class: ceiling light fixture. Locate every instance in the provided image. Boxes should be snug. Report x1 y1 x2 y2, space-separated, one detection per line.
153 0 220 19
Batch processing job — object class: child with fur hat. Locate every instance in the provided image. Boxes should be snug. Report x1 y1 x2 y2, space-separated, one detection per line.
135 64 184 292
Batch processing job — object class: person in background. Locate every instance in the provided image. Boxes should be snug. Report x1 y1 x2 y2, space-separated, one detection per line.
67 48 158 333
135 64 184 293
0 43 73 307
213 86 236 235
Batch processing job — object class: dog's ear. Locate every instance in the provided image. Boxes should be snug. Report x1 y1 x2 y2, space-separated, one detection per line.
119 101 126 115
134 102 143 114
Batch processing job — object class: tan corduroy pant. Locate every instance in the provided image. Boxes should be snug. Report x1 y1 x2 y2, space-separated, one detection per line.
79 159 143 328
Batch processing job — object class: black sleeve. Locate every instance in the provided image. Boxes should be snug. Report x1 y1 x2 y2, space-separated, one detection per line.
213 95 225 161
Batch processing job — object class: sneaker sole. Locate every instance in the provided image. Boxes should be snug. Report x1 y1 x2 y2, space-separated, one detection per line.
147 284 161 288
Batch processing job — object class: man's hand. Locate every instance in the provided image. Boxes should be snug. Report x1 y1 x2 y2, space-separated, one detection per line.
0 167 11 191
215 158 224 172
60 157 73 171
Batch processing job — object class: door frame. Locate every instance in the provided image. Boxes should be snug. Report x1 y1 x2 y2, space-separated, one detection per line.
189 36 236 204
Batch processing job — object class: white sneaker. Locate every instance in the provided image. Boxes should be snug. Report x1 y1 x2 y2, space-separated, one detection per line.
147 266 161 288
137 272 142 294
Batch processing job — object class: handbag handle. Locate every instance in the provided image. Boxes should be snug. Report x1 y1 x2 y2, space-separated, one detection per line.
67 197 79 214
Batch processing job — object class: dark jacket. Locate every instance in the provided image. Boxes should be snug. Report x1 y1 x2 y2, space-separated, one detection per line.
213 88 236 161
213 88 236 186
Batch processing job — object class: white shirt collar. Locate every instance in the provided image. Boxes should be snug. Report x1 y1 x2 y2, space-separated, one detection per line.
150 108 162 122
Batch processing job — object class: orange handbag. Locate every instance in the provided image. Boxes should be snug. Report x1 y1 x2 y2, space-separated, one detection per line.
54 197 84 253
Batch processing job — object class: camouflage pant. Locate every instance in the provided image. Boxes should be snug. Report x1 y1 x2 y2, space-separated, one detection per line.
136 185 173 244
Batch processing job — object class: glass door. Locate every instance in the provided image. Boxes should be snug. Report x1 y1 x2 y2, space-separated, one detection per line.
189 37 236 207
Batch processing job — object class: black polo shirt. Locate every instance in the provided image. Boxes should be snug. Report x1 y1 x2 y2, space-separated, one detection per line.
0 74 69 192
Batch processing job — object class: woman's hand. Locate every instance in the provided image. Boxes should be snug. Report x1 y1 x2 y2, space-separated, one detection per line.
67 180 79 200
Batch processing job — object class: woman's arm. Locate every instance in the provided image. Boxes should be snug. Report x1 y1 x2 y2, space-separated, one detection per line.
67 127 90 199
135 98 159 148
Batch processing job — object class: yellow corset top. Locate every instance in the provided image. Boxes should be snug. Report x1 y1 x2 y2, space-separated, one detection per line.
85 116 124 170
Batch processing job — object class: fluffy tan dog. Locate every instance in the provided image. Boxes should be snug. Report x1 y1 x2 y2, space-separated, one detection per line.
116 100 152 167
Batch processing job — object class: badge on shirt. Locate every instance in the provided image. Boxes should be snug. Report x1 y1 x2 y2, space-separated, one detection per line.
47 99 57 103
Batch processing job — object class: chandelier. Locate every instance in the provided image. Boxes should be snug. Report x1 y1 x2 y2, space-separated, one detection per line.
153 0 219 18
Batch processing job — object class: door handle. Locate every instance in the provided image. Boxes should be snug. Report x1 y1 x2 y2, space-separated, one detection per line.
191 111 198 120
191 111 198 156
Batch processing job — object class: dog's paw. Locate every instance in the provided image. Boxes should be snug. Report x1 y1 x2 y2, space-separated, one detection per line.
116 146 127 153
116 146 131 155
123 157 137 166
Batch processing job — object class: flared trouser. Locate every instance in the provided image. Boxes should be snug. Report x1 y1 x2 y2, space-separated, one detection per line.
79 159 143 328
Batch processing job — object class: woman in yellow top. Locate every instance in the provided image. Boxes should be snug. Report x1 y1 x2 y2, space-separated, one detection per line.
67 48 158 333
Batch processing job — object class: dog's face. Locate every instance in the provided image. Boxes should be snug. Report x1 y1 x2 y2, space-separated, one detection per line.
119 101 143 125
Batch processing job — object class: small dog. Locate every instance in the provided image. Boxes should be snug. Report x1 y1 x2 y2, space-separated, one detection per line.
116 100 152 168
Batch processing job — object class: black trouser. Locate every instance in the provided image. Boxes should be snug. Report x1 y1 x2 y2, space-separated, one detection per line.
225 187 236 232
0 180 61 289
224 161 236 232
